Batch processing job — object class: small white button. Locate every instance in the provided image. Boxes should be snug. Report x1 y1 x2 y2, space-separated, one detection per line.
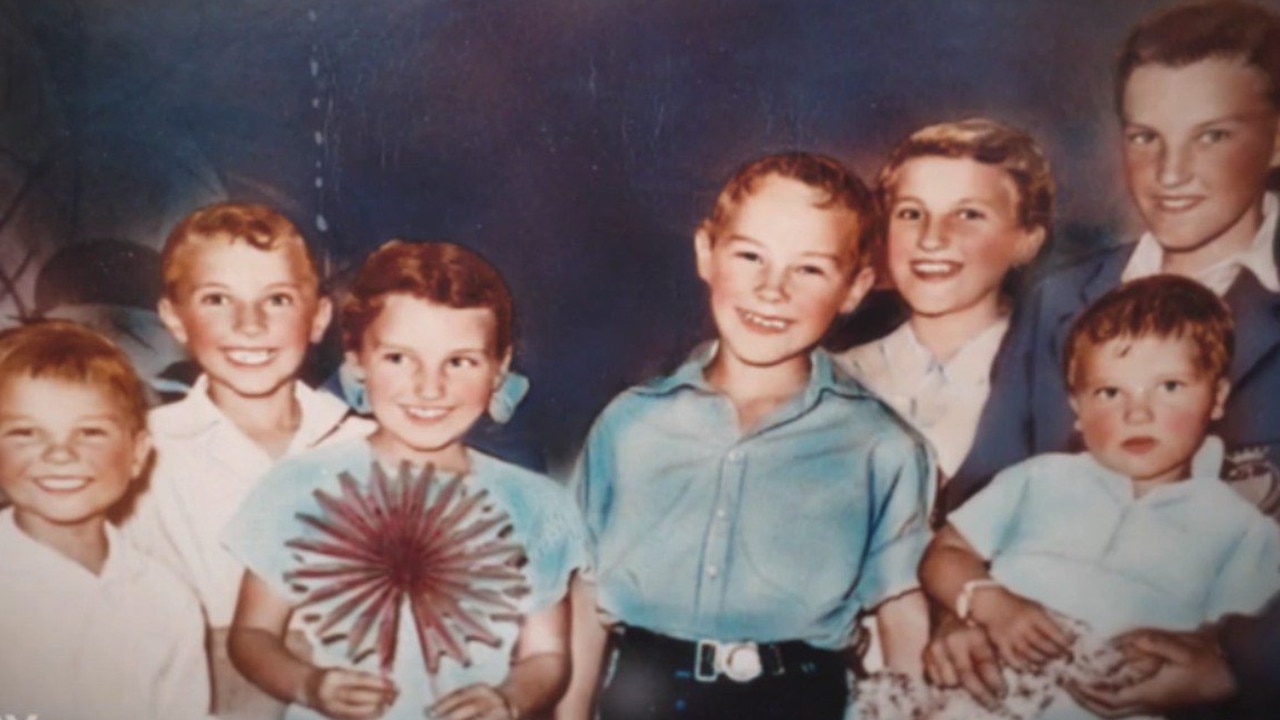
706 565 719 578
715 508 728 520
727 450 743 462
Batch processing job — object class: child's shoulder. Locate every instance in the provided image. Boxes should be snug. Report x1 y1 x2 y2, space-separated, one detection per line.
1029 242 1135 304
471 449 572 505
117 532 203 616
1186 474 1278 530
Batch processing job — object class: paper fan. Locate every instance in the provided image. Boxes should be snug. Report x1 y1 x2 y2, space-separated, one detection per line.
284 462 530 674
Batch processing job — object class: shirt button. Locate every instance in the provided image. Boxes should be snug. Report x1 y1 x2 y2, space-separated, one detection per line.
715 508 728 520
706 565 719 578
726 449 743 463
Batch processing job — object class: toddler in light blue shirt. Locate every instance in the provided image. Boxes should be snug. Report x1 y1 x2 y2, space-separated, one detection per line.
918 275 1280 720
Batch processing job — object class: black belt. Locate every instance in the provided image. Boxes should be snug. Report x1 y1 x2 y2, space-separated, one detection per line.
614 626 844 683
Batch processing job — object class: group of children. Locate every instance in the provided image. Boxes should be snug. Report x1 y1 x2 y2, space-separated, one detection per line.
2 1 1280 719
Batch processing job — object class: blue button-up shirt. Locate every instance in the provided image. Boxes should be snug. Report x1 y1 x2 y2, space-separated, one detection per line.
574 346 933 650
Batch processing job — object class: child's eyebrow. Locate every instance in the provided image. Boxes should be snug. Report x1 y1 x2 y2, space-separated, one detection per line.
1124 112 1266 128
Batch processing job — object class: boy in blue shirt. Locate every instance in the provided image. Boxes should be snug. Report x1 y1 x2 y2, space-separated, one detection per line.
949 0 1280 522
562 152 934 720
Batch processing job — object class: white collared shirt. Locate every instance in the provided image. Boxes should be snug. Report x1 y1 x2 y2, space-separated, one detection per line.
838 317 1009 479
1122 192 1280 295
124 376 375 627
0 510 211 720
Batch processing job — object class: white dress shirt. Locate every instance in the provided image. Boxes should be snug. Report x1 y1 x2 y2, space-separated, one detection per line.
838 317 1009 479
0 509 211 720
125 376 374 627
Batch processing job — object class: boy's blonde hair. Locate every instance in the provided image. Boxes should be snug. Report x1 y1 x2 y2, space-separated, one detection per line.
0 320 149 432
698 152 878 272
160 203 321 300
1064 275 1234 393
877 118 1054 237
1116 0 1280 113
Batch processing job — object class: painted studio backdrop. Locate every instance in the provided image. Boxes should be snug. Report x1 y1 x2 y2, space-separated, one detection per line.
5 0 1273 467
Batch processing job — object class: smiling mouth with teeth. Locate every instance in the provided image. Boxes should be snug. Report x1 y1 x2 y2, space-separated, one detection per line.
910 260 962 278
739 309 791 332
225 348 277 366
1154 196 1203 212
34 476 92 492
403 405 451 421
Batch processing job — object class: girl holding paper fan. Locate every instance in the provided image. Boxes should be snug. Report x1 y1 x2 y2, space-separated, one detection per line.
223 240 587 720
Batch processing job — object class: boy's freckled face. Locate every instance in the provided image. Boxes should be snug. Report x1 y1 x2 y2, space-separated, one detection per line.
159 242 331 401
352 294 506 467
886 156 1042 323
1070 335 1227 485
1122 58 1280 268
0 377 150 536
695 175 872 372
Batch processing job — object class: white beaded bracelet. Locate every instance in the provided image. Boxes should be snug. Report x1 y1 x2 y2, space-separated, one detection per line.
956 578 1003 624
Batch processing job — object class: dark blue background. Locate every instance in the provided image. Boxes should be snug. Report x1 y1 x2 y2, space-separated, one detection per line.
5 0 1273 466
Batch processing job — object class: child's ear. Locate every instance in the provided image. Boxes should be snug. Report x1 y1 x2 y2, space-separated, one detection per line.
494 349 514 390
1211 377 1231 421
694 228 714 283
839 266 876 315
156 297 189 345
1015 225 1048 266
1269 114 1280 170
130 429 153 480
309 297 334 344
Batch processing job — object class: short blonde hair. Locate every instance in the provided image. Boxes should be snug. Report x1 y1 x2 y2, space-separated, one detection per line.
877 118 1054 236
698 152 878 273
0 320 149 432
160 203 320 300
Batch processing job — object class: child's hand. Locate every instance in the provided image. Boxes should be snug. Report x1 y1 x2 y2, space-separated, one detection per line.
969 586 1074 672
923 612 1006 710
302 667 398 720
429 683 519 720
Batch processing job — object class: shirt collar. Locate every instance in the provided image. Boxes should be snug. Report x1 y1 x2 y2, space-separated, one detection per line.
0 509 144 582
1087 435 1225 504
160 374 357 448
635 341 872 401
1122 192 1279 294
884 317 1008 387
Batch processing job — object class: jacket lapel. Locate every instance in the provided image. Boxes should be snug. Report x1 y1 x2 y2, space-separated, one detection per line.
1227 220 1280 386
1047 247 1132 367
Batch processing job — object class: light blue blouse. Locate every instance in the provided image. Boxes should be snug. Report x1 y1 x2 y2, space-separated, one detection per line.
222 438 587 720
574 346 934 650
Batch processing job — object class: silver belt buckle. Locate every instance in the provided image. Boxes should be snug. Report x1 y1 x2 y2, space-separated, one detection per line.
718 641 763 682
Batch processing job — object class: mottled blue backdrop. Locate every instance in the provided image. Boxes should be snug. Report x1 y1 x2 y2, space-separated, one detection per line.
5 0 1273 465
